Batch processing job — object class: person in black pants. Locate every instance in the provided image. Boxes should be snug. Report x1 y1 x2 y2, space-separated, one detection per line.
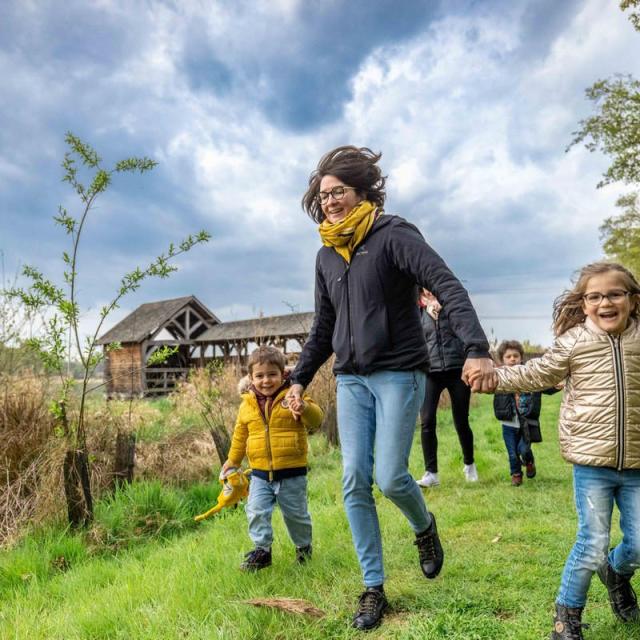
416 289 478 487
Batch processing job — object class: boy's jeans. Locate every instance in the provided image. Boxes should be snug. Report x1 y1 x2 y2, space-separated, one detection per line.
336 370 431 588
557 464 640 608
245 475 312 550
501 424 534 476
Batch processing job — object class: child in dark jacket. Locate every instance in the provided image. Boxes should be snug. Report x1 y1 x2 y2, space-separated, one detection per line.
494 340 557 486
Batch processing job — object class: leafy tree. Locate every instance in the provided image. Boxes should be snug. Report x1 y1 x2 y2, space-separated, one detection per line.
621 0 640 31
569 75 640 189
568 3 640 274
10 133 210 526
600 192 640 276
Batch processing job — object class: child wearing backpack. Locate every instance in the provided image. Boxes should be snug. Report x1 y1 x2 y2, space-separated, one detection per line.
493 339 558 486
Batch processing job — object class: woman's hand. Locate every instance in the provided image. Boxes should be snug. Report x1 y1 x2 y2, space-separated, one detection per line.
285 384 305 421
289 397 306 418
462 357 498 393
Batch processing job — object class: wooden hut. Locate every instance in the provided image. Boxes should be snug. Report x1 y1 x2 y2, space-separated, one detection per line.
97 296 220 397
196 311 314 365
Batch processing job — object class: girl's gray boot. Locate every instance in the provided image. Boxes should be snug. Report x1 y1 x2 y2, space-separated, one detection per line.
597 560 640 622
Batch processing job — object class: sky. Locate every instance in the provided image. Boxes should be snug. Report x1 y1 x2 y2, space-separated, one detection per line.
1 0 639 349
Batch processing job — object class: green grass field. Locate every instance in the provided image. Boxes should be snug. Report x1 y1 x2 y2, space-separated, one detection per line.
0 394 637 639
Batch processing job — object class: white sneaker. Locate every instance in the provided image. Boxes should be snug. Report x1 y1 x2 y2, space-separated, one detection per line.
463 463 479 482
416 471 440 487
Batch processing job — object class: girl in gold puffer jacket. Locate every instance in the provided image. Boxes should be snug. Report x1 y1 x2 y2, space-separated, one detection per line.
494 262 640 639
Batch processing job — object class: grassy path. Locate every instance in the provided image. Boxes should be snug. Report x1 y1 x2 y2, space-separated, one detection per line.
1 394 637 639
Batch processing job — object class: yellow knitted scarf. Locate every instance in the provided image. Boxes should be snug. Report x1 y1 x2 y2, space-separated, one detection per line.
318 200 378 263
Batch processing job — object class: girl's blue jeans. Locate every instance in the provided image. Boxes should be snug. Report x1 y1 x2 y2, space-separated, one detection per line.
501 424 534 476
336 370 431 588
557 464 640 608
245 475 312 551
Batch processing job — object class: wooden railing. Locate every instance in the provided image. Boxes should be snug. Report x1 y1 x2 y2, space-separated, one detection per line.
144 367 190 395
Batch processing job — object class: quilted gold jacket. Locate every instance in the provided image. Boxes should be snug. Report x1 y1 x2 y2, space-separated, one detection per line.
228 388 323 478
496 318 640 469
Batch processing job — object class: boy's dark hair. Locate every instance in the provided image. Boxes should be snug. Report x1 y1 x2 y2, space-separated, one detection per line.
247 345 286 375
497 340 524 361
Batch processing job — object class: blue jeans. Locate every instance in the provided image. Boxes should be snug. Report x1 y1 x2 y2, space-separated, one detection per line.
557 464 640 608
245 475 312 550
501 424 534 476
336 370 431 588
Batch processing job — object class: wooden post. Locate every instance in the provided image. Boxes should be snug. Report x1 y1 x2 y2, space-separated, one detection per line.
113 431 136 488
63 449 93 527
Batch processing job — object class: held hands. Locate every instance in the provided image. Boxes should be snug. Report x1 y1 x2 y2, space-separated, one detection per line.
285 383 305 421
461 357 498 393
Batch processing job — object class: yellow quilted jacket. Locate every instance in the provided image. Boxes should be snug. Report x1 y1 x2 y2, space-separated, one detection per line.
496 317 640 470
227 387 323 478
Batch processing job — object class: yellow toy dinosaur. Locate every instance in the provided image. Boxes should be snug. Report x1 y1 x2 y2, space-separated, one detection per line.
194 467 251 522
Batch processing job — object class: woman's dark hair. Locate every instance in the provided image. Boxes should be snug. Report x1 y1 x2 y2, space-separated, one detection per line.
302 146 387 223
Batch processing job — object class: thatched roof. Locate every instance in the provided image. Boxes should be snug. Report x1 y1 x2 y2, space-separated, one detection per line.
196 312 314 342
97 296 220 345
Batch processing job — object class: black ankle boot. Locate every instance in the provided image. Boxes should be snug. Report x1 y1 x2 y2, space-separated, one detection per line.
295 544 312 564
352 586 388 631
414 513 444 579
550 604 589 639
597 560 640 622
240 547 272 571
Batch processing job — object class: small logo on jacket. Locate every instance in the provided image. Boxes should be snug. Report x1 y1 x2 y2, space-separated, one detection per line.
355 245 368 256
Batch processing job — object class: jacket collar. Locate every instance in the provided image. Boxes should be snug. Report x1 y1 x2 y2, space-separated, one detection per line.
584 316 638 336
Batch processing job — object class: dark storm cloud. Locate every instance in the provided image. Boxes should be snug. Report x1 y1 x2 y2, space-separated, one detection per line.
180 0 442 131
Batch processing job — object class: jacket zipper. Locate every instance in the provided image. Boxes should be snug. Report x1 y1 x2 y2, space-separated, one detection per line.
435 318 445 369
340 221 377 372
341 261 357 370
259 394 276 481
608 335 626 470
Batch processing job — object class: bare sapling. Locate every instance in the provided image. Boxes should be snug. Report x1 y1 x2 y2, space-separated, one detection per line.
9 132 210 526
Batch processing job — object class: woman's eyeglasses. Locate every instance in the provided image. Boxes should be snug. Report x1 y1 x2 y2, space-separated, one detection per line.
316 185 357 205
582 290 629 306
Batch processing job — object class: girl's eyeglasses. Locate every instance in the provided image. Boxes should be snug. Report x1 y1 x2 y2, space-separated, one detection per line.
583 290 629 306
316 185 357 205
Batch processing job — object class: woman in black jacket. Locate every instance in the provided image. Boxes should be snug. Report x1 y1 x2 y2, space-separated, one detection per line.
416 289 477 488
285 146 495 631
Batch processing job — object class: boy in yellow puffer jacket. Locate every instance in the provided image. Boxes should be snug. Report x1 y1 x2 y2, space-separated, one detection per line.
223 345 324 571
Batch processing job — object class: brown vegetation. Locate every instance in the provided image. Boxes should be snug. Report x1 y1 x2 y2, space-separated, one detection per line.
0 374 64 545
0 360 342 547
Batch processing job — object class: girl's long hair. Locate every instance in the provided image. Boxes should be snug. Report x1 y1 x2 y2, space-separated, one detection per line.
552 262 640 336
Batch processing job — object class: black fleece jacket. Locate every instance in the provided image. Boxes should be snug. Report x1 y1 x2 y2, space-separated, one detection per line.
291 215 490 387
421 309 466 372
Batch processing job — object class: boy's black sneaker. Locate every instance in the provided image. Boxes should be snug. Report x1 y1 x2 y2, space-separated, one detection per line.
415 513 444 579
352 587 388 631
240 548 272 572
296 544 312 564
597 560 640 622
526 461 537 478
550 604 588 639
